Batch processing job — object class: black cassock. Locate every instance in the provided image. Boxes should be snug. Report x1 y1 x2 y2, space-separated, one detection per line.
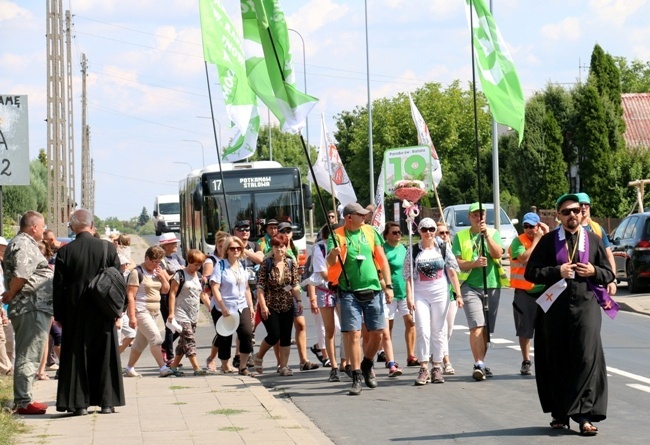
524 228 614 423
53 232 125 412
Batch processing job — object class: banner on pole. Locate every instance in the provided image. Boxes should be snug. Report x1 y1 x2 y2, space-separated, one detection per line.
382 146 433 195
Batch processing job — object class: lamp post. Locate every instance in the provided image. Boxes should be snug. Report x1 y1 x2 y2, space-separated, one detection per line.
196 116 222 152
181 139 205 167
365 0 375 202
288 28 309 151
173 161 193 172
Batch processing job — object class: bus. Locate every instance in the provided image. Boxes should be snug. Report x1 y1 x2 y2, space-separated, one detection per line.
179 161 313 264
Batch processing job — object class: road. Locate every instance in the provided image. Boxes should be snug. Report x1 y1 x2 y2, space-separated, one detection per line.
138 234 650 444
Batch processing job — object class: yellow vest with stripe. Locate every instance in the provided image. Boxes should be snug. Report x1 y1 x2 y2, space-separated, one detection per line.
327 225 383 286
587 220 603 238
509 233 534 291
456 228 509 287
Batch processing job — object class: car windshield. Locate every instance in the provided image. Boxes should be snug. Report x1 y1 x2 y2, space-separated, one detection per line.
454 208 511 227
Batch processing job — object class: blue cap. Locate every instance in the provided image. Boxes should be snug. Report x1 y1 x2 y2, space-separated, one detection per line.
522 212 540 226
575 192 591 205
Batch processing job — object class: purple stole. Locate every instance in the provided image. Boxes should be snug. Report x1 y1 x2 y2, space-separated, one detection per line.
555 229 619 319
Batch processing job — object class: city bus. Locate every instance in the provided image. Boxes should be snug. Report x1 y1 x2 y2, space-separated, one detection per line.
179 161 312 265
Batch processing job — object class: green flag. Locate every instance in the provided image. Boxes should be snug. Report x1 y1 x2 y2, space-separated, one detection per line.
199 0 259 161
466 0 525 144
241 0 318 132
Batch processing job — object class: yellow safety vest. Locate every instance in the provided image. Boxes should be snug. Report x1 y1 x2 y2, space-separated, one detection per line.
456 228 509 287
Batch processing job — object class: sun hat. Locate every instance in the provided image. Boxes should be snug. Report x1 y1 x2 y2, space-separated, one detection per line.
265 218 279 226
522 212 541 226
468 202 484 213
418 218 436 230
158 232 179 245
342 202 370 216
216 312 240 337
556 194 580 210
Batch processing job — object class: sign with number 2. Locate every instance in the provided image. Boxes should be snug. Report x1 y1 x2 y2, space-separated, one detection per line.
0 94 30 186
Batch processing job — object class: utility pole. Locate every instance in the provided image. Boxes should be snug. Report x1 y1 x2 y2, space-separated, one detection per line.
65 10 76 215
46 0 69 236
81 53 93 214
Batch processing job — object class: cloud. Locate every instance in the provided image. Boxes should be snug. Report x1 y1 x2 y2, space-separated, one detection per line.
0 1 31 21
286 0 349 34
540 17 581 42
589 0 646 26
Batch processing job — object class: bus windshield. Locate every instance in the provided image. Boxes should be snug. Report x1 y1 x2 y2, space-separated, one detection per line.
203 190 305 245
158 202 180 215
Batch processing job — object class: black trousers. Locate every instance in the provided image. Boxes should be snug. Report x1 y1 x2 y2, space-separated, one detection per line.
160 295 178 359
262 307 294 347
212 308 254 361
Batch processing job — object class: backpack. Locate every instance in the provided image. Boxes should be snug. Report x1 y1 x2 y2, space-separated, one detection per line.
88 242 127 319
173 269 187 295
301 243 326 291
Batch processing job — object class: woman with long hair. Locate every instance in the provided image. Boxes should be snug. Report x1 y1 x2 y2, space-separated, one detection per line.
204 231 229 372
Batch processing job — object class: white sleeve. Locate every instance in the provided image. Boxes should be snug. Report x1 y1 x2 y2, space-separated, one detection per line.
312 242 327 273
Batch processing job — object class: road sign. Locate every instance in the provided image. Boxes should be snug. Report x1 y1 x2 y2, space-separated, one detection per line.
382 145 432 195
0 95 30 186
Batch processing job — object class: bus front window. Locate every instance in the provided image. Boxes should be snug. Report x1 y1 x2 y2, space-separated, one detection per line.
255 191 304 240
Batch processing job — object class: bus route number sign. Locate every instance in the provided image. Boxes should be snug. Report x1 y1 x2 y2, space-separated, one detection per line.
0 95 30 186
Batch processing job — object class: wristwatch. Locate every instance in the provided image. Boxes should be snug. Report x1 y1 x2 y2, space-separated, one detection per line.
386 284 394 290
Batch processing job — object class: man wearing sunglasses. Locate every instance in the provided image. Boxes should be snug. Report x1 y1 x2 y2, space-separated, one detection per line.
524 194 615 436
509 212 549 376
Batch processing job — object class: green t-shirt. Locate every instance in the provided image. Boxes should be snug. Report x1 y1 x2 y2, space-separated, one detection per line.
328 227 384 292
451 229 504 289
383 243 407 300
509 236 544 293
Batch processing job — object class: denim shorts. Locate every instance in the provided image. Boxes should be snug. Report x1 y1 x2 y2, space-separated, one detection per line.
339 290 385 332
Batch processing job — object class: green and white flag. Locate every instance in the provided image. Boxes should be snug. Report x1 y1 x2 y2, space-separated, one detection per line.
465 0 525 144
241 0 318 132
199 0 259 161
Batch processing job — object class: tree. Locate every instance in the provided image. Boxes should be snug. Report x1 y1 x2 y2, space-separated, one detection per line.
3 158 49 222
615 57 650 93
138 207 149 226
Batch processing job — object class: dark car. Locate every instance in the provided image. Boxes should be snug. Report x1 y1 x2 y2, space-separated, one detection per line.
610 212 650 293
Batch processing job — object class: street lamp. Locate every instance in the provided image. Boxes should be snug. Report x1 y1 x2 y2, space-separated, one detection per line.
181 139 205 167
196 116 222 153
173 161 193 172
288 28 309 151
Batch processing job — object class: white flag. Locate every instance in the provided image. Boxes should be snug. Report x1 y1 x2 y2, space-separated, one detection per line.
536 279 567 313
371 162 386 233
310 114 357 207
408 92 442 186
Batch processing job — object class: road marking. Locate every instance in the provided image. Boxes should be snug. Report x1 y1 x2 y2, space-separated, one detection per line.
607 366 650 385
490 338 514 344
627 384 650 393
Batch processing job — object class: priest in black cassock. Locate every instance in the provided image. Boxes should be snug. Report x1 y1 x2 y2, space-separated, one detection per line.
525 194 616 436
53 209 125 416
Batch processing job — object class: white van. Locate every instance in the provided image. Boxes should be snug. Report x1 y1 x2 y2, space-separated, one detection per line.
153 194 180 236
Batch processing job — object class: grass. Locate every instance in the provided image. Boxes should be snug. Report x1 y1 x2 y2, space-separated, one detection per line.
171 402 187 405
0 376 29 445
169 385 190 390
219 426 245 432
208 408 247 415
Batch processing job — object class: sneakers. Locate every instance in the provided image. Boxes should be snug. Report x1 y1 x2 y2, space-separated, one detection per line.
193 369 208 376
485 367 493 378
376 350 386 362
349 373 363 395
520 360 532 375
343 364 353 379
472 364 486 381
431 366 444 383
328 368 340 382
388 363 403 378
16 401 48 415
360 358 377 388
159 365 175 377
443 362 455 375
406 356 420 367
123 368 140 378
414 367 430 386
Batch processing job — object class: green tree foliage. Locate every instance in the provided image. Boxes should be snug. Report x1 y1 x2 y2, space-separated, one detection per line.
2 158 48 222
615 57 650 93
251 124 316 183
138 206 149 226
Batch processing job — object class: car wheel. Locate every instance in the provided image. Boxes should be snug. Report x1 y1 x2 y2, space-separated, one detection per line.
628 262 641 293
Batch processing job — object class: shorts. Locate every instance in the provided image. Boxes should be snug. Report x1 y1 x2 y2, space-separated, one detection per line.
339 290 385 332
460 284 500 334
131 311 163 353
384 298 410 320
316 286 338 308
512 289 538 338
175 322 197 358
119 313 136 340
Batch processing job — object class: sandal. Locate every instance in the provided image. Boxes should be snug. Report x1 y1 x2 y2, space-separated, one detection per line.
579 420 598 436
193 369 208 376
253 354 263 374
443 363 455 375
37 373 50 380
550 418 569 429
206 357 216 372
278 366 294 376
299 361 319 371
220 367 235 374
238 368 254 376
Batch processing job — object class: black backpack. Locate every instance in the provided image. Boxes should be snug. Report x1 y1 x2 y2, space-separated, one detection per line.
88 242 127 319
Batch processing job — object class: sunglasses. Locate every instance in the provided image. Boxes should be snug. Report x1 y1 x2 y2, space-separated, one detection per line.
438 231 449 235
390 231 402 235
523 224 536 229
236 227 250 232
420 227 436 233
228 246 242 251
560 207 581 216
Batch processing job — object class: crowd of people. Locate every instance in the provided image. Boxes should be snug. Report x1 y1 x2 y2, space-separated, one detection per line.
0 193 615 436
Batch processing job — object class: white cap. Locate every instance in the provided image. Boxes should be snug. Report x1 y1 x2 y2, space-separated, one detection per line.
0 237 8 246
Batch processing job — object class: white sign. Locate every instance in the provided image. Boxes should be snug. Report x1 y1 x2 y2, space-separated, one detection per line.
382 145 432 194
0 95 30 185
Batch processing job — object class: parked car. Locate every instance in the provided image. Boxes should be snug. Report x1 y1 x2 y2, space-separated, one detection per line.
442 204 519 257
610 212 650 293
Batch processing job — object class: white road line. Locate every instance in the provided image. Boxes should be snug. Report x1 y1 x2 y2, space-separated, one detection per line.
607 367 650 385
627 384 650 393
489 338 514 344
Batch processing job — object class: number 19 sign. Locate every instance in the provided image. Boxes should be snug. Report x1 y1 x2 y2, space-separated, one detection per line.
382 146 432 195
0 95 30 186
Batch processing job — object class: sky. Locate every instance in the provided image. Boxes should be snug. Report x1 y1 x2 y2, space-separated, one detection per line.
2 0 650 220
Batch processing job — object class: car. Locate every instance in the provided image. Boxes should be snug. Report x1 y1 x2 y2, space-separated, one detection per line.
442 203 519 257
610 212 650 293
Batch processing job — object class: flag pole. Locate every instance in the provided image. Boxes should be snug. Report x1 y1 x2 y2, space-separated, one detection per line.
469 0 491 343
203 61 231 233
321 114 338 215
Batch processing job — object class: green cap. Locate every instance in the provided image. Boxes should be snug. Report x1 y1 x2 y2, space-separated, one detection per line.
575 192 591 205
468 202 483 213
556 193 580 210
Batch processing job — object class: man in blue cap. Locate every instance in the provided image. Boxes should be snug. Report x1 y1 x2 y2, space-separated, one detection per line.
576 193 617 295
509 212 549 375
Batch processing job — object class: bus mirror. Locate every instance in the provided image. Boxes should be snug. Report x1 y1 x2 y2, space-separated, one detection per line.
192 183 203 212
302 183 313 210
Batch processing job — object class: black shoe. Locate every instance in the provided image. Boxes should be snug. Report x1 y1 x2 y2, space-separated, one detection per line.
361 358 377 389
485 367 493 378
99 407 115 414
472 365 486 381
343 364 353 379
73 408 88 416
376 350 386 362
348 373 362 395
310 344 324 362
232 355 241 369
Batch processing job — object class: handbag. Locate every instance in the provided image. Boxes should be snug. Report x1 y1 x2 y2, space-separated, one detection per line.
351 289 377 303
88 242 127 319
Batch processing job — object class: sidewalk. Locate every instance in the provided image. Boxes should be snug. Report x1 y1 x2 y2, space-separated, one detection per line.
613 292 650 316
